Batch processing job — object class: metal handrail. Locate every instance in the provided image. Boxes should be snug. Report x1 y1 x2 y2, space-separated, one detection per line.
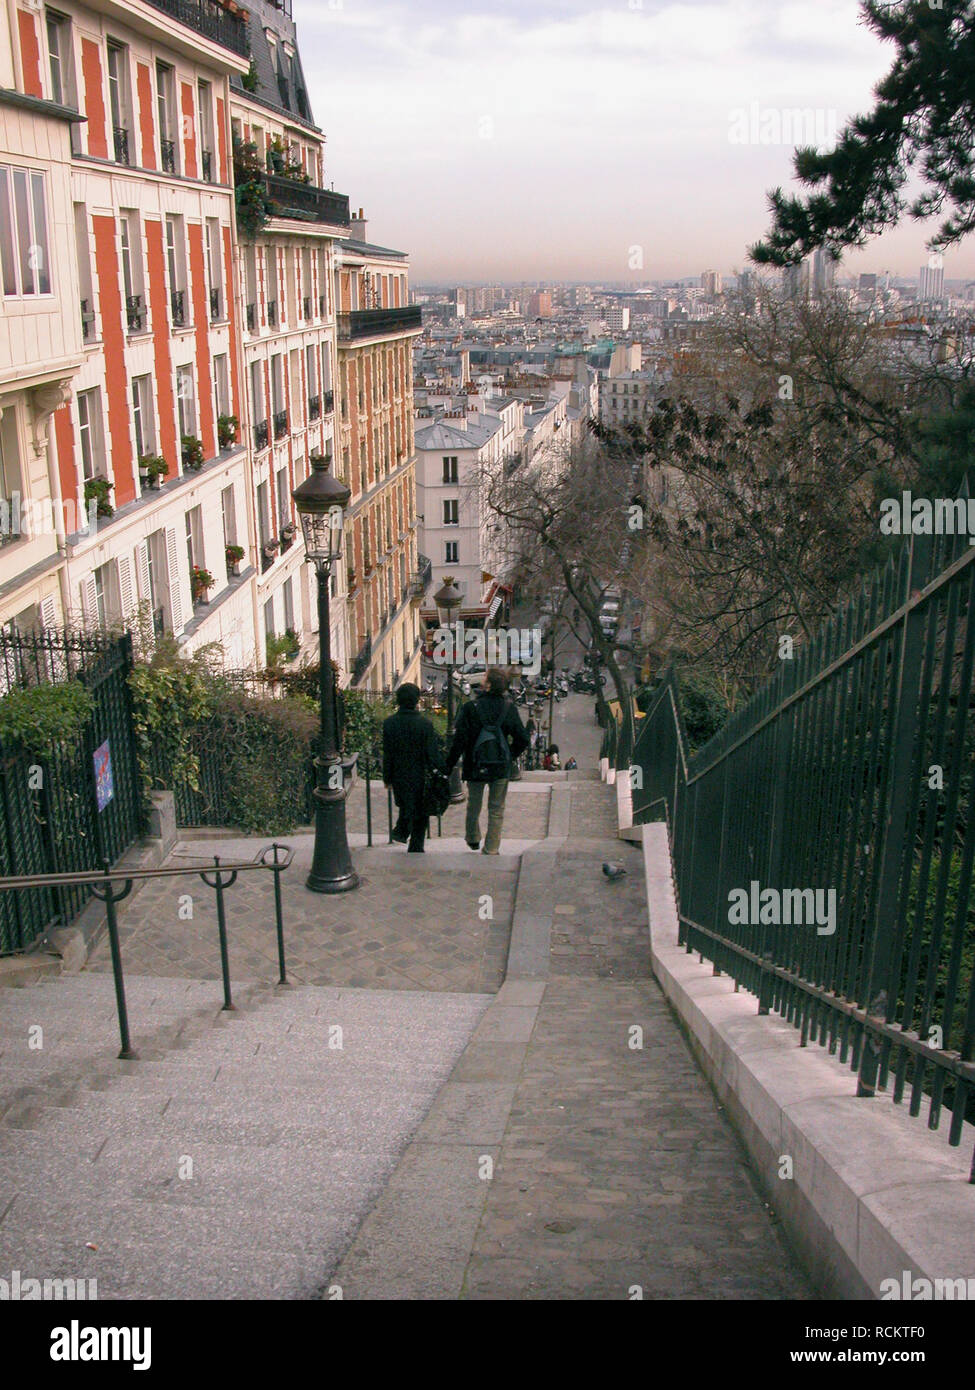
0 846 294 1060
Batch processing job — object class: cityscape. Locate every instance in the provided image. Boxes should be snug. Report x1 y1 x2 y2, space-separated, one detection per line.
0 0 973 1334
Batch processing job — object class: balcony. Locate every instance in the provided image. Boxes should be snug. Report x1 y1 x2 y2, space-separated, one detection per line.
113 126 130 166
160 138 176 174
201 149 213 182
337 305 423 342
209 287 222 321
410 554 432 599
246 303 256 332
267 299 277 328
254 419 269 451
273 409 289 440
308 394 321 422
323 389 335 414
126 294 144 333
265 175 351 229
143 0 248 57
171 289 186 326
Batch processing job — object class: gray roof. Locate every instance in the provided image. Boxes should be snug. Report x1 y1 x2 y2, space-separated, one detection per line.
230 0 318 130
339 237 408 261
414 422 482 450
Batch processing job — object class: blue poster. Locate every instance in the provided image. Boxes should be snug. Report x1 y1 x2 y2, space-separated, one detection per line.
94 739 114 813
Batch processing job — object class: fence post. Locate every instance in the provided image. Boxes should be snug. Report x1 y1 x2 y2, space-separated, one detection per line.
365 756 373 848
200 857 238 1011
89 862 136 1060
857 535 932 1099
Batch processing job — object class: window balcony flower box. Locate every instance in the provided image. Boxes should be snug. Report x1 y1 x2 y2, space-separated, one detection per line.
139 453 169 490
191 566 214 606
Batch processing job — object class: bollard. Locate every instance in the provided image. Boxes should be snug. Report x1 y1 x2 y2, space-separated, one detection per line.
267 843 287 985
387 785 394 843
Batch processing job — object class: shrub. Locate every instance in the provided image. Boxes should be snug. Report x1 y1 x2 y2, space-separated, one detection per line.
217 415 239 449
139 453 169 485
83 477 113 518
676 668 731 753
0 680 94 755
181 435 204 470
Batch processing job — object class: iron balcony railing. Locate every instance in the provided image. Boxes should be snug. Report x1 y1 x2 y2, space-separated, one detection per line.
323 389 334 414
171 288 186 326
273 409 289 440
126 294 143 332
113 125 130 165
632 479 975 1179
337 305 423 341
351 636 372 684
160 138 176 173
143 0 248 57
265 175 350 228
308 394 321 421
253 419 269 451
410 554 432 597
303 295 312 320
267 299 277 327
209 287 222 320
201 148 213 182
246 303 256 332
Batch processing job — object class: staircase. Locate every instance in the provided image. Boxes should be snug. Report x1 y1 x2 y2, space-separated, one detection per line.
0 973 488 1298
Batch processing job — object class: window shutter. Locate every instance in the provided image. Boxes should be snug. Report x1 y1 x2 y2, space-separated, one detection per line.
165 526 184 632
135 541 151 604
39 595 58 631
117 555 134 621
80 576 98 625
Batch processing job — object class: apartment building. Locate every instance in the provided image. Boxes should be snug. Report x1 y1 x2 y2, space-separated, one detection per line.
599 372 660 427
336 217 424 690
228 0 347 672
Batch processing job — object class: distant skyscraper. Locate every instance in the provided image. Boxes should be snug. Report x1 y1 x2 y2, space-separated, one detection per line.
812 249 836 297
919 260 945 302
701 269 722 296
782 262 810 300
858 273 878 294
528 291 553 318
605 304 630 333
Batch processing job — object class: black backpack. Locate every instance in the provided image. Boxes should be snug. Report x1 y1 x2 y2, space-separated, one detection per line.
471 700 512 783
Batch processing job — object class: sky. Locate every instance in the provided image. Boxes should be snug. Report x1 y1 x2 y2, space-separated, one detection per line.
297 0 975 285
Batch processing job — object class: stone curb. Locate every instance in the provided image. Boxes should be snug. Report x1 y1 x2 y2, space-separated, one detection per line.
640 821 975 1301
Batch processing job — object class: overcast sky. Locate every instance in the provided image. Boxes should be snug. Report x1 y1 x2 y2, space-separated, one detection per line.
299 0 975 285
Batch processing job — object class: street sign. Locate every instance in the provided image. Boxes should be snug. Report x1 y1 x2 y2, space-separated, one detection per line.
94 739 114 813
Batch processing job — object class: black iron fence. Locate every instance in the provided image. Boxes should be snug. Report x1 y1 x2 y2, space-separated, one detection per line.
633 486 975 1176
0 629 145 954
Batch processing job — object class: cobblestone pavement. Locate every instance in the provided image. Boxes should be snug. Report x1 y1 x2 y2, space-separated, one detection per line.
344 778 551 842
463 976 809 1299
88 840 517 995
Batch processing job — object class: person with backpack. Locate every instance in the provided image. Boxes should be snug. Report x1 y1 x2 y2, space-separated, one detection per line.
382 683 444 853
446 667 529 855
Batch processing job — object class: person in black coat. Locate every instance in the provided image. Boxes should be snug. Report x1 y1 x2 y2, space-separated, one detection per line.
382 683 443 852
446 668 529 854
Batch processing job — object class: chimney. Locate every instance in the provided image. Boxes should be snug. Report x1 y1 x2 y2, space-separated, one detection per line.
350 207 367 242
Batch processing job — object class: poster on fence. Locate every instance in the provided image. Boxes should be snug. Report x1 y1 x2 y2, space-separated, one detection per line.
93 739 114 813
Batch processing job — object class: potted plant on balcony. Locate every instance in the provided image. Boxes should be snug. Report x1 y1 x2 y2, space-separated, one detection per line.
281 519 297 542
191 566 214 606
263 537 280 560
83 476 114 519
217 414 239 450
181 435 204 471
139 453 169 490
225 543 245 577
347 565 356 589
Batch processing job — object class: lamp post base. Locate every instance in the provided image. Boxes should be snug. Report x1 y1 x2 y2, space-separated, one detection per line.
305 765 359 895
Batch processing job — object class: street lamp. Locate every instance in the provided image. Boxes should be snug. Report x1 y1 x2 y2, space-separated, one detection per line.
292 453 359 894
433 575 466 804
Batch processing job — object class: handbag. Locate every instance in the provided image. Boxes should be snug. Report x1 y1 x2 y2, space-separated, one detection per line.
423 766 451 818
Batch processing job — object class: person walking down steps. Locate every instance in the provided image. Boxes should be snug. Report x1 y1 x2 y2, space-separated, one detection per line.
383 683 443 853
446 667 529 855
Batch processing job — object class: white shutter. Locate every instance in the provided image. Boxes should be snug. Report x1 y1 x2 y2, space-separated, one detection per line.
80 575 98 625
135 541 151 604
165 526 184 632
117 555 134 622
39 595 58 631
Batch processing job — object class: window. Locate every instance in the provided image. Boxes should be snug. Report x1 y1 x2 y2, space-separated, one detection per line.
250 360 266 425
257 480 271 545
214 354 230 420
445 541 459 564
185 505 204 576
0 167 50 296
77 389 105 481
443 498 458 526
276 466 290 537
283 577 294 632
270 354 284 416
131 375 155 458
156 63 177 172
205 219 222 318
46 11 74 107
107 43 131 164
264 597 275 640
221 485 238 548
0 411 22 545
176 366 196 439
197 81 214 180
165 216 187 324
442 456 458 483
119 212 145 329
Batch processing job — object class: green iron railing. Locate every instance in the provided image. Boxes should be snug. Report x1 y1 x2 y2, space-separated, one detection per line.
633 481 975 1178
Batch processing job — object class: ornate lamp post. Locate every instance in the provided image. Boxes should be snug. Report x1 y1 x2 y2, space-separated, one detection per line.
292 454 359 894
433 575 465 804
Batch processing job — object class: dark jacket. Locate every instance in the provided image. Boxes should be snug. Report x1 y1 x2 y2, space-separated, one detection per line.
382 709 442 792
447 692 530 782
